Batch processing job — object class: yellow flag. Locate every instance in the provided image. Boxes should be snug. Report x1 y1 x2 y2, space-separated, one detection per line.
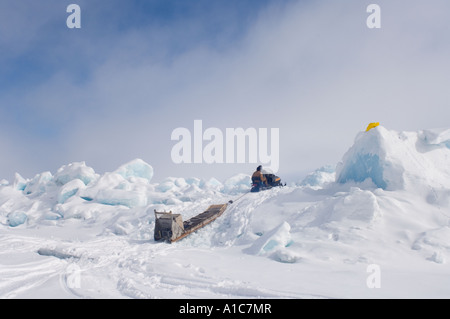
366 122 380 132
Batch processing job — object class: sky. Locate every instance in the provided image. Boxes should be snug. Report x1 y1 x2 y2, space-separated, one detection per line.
0 0 450 183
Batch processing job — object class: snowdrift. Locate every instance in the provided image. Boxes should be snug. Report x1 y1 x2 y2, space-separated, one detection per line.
1 126 450 298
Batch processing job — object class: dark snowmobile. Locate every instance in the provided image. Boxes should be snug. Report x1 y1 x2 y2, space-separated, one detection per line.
251 173 284 192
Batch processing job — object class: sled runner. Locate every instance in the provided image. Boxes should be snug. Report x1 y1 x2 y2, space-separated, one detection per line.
154 203 228 243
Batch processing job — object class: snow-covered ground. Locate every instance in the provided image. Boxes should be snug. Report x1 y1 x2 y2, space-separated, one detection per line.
1 126 450 299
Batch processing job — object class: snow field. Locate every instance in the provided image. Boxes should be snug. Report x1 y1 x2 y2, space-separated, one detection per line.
1 126 450 298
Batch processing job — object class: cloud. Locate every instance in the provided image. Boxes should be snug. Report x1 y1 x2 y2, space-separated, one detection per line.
1 0 450 183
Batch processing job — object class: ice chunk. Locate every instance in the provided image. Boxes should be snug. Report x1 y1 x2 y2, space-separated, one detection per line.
96 189 147 208
113 159 153 183
420 128 450 147
44 212 63 220
78 172 127 200
244 222 292 256
332 187 381 223
201 177 223 191
174 177 188 188
76 163 151 208
223 174 251 194
337 153 386 189
54 197 106 220
300 165 336 188
269 247 302 263
54 162 98 186
8 211 27 227
57 179 85 204
23 171 53 195
13 173 28 191
336 126 404 190
156 178 179 193
185 177 201 186
156 181 175 193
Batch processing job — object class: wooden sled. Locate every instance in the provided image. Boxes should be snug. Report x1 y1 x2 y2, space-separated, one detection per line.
154 203 228 243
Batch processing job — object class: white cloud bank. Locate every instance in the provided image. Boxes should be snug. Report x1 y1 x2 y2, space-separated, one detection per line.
1 0 449 182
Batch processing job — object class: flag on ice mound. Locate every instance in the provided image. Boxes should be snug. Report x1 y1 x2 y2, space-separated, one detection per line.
336 126 450 191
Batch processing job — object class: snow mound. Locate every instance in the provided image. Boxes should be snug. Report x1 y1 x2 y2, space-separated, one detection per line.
412 227 450 264
54 162 98 186
57 179 86 204
13 173 27 191
113 159 154 182
244 221 292 255
336 126 450 191
7 211 27 227
223 174 251 194
300 165 335 188
243 221 300 263
302 187 381 228
419 127 450 147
